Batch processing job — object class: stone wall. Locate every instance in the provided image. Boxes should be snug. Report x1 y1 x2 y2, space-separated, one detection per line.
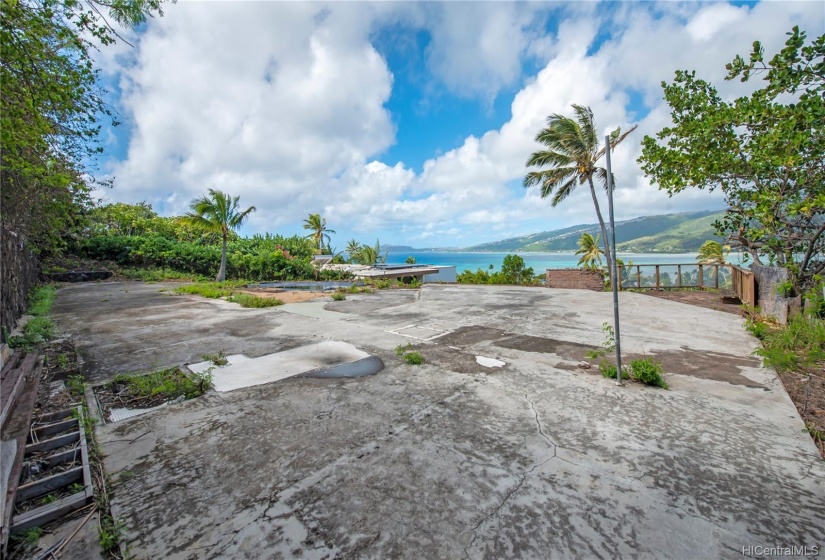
546 269 604 291
751 264 801 324
1 225 39 341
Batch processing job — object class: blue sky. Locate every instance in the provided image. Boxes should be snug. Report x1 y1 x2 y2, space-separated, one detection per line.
94 1 822 248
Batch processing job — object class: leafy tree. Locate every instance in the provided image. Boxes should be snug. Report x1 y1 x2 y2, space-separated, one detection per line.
405 256 416 264
303 214 335 253
639 27 824 293
524 105 636 285
1 0 165 254
575 233 605 269
696 240 728 265
184 189 256 281
498 254 535 284
352 240 387 266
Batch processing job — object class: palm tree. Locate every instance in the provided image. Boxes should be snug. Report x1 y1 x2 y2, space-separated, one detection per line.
303 213 335 253
345 239 362 263
524 104 636 285
184 189 256 281
696 240 728 264
353 239 387 265
575 232 604 269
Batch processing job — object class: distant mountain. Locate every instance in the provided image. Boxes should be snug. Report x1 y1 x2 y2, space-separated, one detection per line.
465 211 725 253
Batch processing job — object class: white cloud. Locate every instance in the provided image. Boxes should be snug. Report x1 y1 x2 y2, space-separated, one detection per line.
100 1 824 247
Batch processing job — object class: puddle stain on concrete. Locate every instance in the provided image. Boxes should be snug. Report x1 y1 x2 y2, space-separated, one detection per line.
299 356 385 379
643 348 765 389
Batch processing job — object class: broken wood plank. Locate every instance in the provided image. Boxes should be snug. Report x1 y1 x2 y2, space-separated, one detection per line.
0 351 23 384
35 409 74 424
35 447 82 470
25 431 79 454
30 418 78 441
10 492 87 533
0 354 38 430
76 406 95 503
15 466 83 504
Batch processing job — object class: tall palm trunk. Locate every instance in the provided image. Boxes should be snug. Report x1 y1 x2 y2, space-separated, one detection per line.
217 233 227 282
587 176 613 286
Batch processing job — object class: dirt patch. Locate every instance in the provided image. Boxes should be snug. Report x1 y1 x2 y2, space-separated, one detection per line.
235 288 327 304
437 326 508 347
495 335 599 361
776 367 825 458
406 344 501 375
638 290 743 315
640 347 764 389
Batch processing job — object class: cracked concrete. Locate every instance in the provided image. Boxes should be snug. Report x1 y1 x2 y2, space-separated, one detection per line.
50 282 825 559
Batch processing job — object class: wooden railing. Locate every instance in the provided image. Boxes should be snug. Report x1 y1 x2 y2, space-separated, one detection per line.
617 263 728 291
731 265 756 307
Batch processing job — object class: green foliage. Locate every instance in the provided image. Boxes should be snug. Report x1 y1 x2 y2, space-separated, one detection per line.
67 375 87 398
576 233 604 269
755 314 825 372
202 351 228 366
395 343 423 364
331 292 346 301
56 353 69 369
110 367 213 401
405 256 416 264
23 527 43 545
1 0 163 263
9 286 56 348
174 283 236 299
457 254 537 285
227 293 284 308
402 352 425 365
119 267 206 282
600 362 630 380
303 214 335 253
74 232 316 281
627 357 669 389
696 240 728 265
99 516 125 555
182 189 257 282
524 104 636 281
639 27 825 292
351 239 387 265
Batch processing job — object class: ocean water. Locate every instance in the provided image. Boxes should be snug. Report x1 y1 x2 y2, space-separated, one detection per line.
384 250 739 274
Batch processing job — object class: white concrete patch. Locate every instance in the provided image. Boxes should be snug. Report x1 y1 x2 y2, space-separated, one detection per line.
187 354 251 375
389 325 451 341
475 356 505 368
109 404 168 423
196 341 370 393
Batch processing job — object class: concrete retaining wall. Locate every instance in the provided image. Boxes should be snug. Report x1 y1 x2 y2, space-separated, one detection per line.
546 269 604 291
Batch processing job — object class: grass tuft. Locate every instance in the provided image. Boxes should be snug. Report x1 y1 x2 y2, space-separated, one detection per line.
227 293 284 308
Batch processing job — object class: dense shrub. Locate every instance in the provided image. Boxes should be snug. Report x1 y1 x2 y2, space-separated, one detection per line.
72 234 317 281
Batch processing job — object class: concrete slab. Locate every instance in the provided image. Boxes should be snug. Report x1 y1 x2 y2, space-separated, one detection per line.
50 282 825 559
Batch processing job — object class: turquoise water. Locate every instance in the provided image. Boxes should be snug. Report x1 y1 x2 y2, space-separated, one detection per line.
384 251 740 274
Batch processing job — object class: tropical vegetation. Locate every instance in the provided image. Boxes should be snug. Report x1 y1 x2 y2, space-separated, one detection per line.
575 233 605 269
303 214 335 253
457 254 539 285
639 27 824 295
524 104 636 285
184 190 256 281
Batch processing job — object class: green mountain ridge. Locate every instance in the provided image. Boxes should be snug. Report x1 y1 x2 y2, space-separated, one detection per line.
464 211 726 253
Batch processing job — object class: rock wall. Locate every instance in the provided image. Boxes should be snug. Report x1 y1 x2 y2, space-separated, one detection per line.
1 225 39 341
546 269 604 291
751 265 801 324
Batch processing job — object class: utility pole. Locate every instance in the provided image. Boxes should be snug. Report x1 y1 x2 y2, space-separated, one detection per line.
605 135 622 386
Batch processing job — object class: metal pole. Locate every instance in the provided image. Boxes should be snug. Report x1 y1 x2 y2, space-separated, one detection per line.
605 135 622 386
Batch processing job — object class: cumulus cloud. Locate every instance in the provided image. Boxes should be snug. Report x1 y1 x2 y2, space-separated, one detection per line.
100 1 824 246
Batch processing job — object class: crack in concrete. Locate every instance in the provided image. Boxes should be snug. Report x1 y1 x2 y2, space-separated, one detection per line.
464 394 559 557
